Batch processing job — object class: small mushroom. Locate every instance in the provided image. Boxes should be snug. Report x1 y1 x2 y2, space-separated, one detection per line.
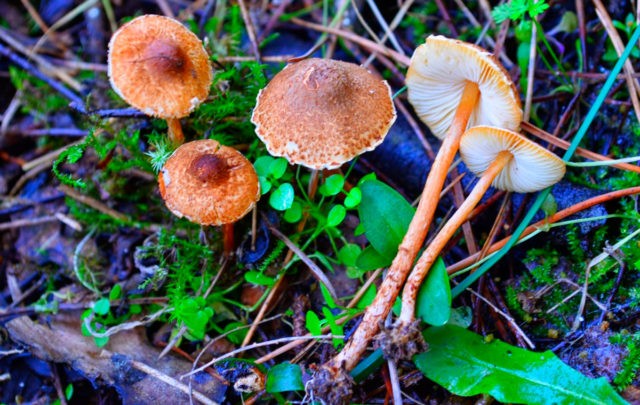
108 15 213 144
388 126 565 360
158 139 260 253
251 58 396 170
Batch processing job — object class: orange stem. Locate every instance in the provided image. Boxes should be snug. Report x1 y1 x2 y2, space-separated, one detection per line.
399 150 513 323
167 118 185 145
223 223 235 257
330 81 480 372
447 185 640 275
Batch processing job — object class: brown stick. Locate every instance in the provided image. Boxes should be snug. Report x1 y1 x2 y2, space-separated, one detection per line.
447 185 640 275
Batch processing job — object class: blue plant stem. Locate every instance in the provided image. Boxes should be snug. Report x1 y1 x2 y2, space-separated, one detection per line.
451 24 640 298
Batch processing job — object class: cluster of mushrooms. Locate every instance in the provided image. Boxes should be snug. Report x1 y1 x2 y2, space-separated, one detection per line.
107 15 566 404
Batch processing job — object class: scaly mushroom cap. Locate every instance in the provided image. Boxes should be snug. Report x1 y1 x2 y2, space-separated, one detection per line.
406 35 522 140
460 126 566 193
108 15 213 119
251 58 397 169
158 139 260 226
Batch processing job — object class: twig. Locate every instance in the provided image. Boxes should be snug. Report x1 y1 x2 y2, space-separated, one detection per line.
522 121 640 174
237 0 260 61
290 18 410 66
129 359 219 405
523 18 537 122
0 42 85 110
264 217 340 303
184 335 343 378
69 104 147 118
59 184 129 223
0 215 59 231
447 186 640 274
20 138 85 172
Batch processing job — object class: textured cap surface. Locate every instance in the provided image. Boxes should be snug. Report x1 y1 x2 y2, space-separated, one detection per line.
158 139 260 225
251 58 396 169
406 35 522 140
108 15 213 118
460 126 566 193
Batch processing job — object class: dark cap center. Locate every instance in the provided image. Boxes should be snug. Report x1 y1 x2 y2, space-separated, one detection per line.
143 40 186 76
188 154 229 183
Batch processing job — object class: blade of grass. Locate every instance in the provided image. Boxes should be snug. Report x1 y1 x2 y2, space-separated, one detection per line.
452 24 640 298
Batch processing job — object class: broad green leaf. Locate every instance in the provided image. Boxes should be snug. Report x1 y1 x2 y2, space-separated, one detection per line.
266 362 304 393
415 257 451 326
269 183 294 211
356 245 391 271
319 174 344 196
358 179 414 259
415 325 627 405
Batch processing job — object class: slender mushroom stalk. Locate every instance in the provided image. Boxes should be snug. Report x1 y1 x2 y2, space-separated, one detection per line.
379 126 566 361
108 15 213 145
310 38 523 400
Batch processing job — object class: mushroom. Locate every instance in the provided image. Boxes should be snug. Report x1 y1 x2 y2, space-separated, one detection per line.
158 139 260 253
317 36 522 384
108 15 213 144
251 57 396 170
383 126 566 361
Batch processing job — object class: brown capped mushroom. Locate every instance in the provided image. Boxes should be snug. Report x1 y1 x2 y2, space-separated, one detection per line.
387 126 565 360
158 139 260 231
325 36 522 376
251 58 396 170
108 15 213 144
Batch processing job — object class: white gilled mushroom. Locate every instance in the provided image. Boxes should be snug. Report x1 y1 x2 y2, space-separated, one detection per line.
251 58 396 170
387 126 565 360
108 15 213 144
323 36 522 378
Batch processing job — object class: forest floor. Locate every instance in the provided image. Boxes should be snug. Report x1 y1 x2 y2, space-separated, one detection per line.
2 0 640 404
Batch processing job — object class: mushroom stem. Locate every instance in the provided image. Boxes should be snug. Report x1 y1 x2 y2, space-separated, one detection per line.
328 81 479 372
223 223 235 257
398 150 513 324
166 118 185 145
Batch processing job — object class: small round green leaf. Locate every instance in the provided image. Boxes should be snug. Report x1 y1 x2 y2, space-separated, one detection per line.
93 298 110 315
284 201 303 223
344 187 362 208
326 204 346 227
258 176 272 195
319 174 345 196
269 183 294 211
266 362 304 393
270 158 288 179
338 243 362 267
254 156 275 177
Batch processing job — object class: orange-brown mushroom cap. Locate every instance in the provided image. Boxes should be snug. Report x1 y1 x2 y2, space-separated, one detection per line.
251 58 397 170
108 15 213 119
158 139 260 226
406 35 522 140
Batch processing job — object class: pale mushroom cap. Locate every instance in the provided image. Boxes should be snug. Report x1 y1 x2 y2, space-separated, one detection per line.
406 35 522 140
108 15 213 119
158 139 260 226
459 126 566 193
251 58 397 169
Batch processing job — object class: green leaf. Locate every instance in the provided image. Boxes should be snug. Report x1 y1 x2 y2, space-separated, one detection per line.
447 306 473 328
306 310 322 336
415 325 627 405
93 298 110 315
270 158 288 179
344 187 362 208
326 204 346 227
358 179 414 259
356 245 392 271
65 383 74 400
415 257 451 326
244 270 276 286
254 156 275 177
338 243 362 267
266 362 304 393
320 283 337 309
319 174 345 196
283 201 303 223
258 176 272 194
356 283 377 309
109 284 122 301
269 183 294 211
